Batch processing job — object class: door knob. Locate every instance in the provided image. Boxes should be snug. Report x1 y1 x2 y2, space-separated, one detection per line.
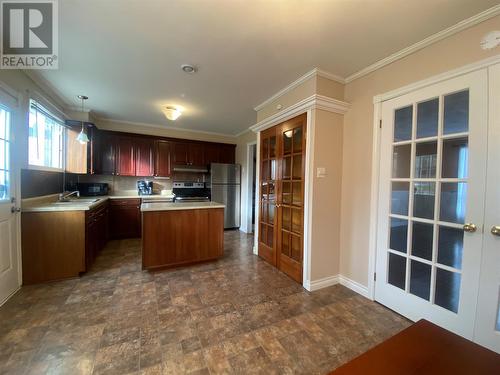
463 223 477 233
11 207 21 213
491 226 500 237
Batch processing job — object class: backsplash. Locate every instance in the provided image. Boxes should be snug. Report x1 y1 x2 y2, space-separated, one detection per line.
21 169 79 198
21 169 209 198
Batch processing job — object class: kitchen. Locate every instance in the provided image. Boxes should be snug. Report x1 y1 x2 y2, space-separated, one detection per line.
20 118 241 284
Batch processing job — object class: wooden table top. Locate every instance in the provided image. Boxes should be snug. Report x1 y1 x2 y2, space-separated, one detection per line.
330 319 500 374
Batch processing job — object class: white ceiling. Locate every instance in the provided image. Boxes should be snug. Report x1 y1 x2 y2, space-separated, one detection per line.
34 0 499 135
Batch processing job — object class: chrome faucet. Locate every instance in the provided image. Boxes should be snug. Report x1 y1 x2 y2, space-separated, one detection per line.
58 190 80 202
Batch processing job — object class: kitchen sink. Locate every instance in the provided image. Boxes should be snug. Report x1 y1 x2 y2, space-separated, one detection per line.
53 198 101 205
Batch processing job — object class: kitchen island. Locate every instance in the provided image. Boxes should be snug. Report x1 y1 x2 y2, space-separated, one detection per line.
141 202 225 270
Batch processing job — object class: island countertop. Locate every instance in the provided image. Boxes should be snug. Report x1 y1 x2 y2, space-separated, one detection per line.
140 201 225 212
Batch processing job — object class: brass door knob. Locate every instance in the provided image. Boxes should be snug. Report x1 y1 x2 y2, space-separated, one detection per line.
463 223 477 233
491 226 500 237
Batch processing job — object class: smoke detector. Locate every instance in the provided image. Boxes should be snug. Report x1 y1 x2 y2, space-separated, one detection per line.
181 64 197 74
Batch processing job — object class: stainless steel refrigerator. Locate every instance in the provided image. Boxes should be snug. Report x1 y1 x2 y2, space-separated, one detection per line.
210 163 241 229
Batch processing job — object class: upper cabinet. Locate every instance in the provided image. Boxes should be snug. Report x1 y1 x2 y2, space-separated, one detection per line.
115 136 136 176
155 140 172 177
172 142 205 166
87 130 235 176
135 138 155 177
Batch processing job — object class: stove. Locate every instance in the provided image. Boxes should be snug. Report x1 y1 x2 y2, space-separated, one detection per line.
172 182 210 203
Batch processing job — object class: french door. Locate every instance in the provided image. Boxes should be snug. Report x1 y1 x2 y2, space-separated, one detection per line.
258 114 306 283
375 69 488 339
474 63 500 353
0 102 20 305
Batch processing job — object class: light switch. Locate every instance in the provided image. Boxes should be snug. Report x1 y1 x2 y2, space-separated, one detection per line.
317 167 327 178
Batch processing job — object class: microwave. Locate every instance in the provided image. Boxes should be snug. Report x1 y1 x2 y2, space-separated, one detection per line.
76 182 109 196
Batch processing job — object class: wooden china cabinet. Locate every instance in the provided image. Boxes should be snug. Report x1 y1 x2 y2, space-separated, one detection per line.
258 113 306 283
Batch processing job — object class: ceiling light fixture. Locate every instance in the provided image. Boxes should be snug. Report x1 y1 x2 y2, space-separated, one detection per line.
164 106 182 121
76 95 89 144
181 64 197 74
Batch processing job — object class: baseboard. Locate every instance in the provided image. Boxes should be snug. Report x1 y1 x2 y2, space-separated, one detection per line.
338 275 370 299
304 275 339 291
303 273 370 298
252 245 258 255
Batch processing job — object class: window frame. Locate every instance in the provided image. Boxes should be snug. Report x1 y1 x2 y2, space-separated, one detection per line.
28 99 66 172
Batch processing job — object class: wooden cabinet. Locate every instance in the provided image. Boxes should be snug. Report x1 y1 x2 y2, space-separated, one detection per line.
85 202 108 270
219 144 236 164
89 130 236 175
136 138 155 177
142 207 224 270
172 142 205 166
109 199 141 239
189 143 205 166
172 142 189 165
155 140 172 177
204 144 220 165
100 132 116 175
116 136 136 176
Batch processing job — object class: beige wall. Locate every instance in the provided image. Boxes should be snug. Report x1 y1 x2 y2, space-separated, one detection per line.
340 15 500 286
310 109 343 280
96 118 237 144
256 73 345 123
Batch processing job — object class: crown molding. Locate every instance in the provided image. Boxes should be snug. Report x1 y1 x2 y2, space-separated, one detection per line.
22 70 69 109
253 67 345 112
345 4 500 83
95 116 238 139
250 94 350 133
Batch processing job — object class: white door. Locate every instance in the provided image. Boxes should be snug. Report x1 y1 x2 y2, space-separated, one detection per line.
0 102 20 305
474 63 500 352
375 69 488 339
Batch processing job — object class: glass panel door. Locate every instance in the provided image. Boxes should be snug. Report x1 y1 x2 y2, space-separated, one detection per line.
276 114 306 283
375 69 488 339
0 107 10 200
258 128 277 266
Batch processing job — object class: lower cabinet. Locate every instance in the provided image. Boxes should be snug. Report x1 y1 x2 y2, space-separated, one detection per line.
85 201 109 270
109 199 141 239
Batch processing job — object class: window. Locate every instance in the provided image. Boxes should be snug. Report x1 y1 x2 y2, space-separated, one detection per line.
0 106 10 200
28 100 64 169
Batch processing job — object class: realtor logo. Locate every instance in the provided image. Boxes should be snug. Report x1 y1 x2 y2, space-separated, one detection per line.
1 0 58 69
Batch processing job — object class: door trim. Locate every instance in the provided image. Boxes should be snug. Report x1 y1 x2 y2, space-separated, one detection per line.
368 56 500 301
240 141 257 234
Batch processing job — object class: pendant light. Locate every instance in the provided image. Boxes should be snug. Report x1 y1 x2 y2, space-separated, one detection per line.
76 95 89 144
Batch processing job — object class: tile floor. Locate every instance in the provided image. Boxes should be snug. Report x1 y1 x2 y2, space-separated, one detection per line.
0 230 410 374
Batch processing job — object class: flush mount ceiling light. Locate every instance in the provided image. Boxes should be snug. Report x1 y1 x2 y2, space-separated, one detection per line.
181 64 197 74
76 95 89 144
164 106 182 121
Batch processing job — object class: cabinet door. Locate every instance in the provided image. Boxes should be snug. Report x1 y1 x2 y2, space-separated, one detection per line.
219 144 236 164
116 136 136 176
88 127 101 174
100 133 116 175
136 138 154 177
173 142 189 165
109 200 141 239
155 140 172 177
189 143 205 166
204 144 220 165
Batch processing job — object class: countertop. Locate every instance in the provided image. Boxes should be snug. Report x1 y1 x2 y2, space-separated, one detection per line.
141 201 225 212
22 194 175 213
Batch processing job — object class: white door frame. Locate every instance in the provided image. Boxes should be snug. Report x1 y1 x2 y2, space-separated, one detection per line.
368 55 500 300
240 141 256 234
0 80 23 306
